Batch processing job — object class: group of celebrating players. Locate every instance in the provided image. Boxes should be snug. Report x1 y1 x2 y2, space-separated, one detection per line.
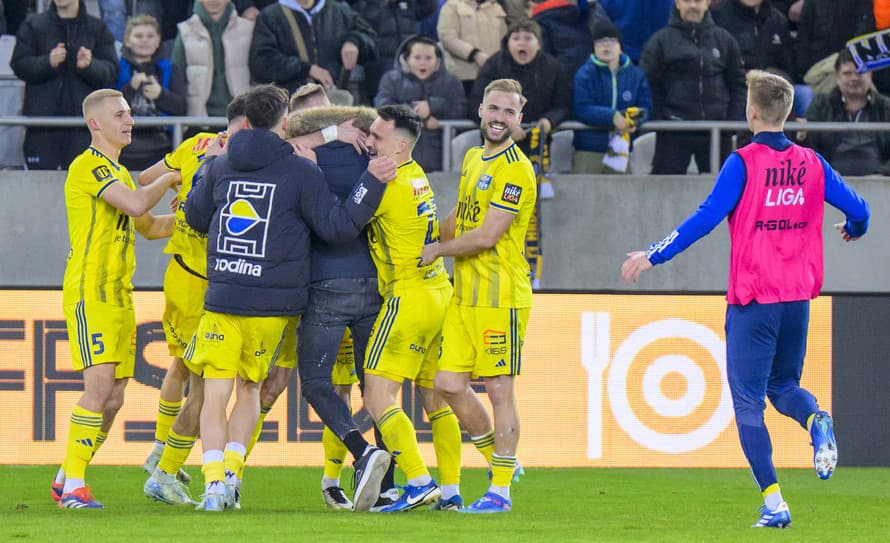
51 77 536 514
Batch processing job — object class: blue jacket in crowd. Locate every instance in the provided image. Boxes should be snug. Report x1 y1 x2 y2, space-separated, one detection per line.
598 0 674 61
572 53 652 153
185 128 385 316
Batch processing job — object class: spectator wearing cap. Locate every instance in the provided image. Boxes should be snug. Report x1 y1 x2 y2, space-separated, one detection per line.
375 35 467 171
640 0 746 174
572 19 651 174
529 0 593 77
470 19 572 158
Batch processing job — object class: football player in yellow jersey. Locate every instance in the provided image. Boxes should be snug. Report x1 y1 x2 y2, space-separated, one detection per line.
53 89 179 509
360 105 463 513
139 95 250 505
421 79 537 514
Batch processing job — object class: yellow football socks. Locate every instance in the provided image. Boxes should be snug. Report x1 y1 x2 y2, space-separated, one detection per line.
154 399 182 444
491 454 517 488
91 430 108 459
158 430 196 476
64 405 102 481
471 431 495 464
429 406 461 486
378 406 428 480
245 405 272 458
322 425 348 481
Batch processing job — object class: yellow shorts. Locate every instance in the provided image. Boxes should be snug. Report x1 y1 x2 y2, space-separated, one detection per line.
332 328 359 386
364 283 452 387
162 257 207 358
184 311 298 382
438 301 529 377
63 300 136 379
273 317 299 370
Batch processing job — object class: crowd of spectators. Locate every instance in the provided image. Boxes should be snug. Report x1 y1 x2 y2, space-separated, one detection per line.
4 0 890 176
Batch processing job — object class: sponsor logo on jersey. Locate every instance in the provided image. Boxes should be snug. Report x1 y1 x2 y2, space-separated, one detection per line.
502 183 522 205
92 165 112 182
483 329 507 355
353 183 369 204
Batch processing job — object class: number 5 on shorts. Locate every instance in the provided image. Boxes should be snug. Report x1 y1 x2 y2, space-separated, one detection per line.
91 333 105 355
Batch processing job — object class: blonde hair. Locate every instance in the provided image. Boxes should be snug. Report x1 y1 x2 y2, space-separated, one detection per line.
746 70 794 125
289 83 328 111
82 89 124 119
124 14 160 41
483 78 528 108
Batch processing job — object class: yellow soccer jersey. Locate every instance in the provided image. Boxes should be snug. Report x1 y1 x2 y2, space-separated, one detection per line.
453 143 536 308
63 146 137 308
368 160 450 298
162 132 216 276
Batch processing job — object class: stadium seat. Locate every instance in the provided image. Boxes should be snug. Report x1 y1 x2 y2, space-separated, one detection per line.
630 132 655 175
550 130 573 173
450 130 482 171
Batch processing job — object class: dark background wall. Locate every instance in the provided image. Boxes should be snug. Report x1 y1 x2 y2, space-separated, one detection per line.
832 296 890 466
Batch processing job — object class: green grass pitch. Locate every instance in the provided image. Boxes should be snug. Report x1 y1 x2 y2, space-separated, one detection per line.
4 466 890 542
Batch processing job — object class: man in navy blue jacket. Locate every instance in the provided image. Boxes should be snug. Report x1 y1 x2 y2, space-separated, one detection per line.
184 84 394 511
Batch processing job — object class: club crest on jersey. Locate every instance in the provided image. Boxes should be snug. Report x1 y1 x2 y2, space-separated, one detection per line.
502 183 522 204
477 175 492 190
92 165 112 182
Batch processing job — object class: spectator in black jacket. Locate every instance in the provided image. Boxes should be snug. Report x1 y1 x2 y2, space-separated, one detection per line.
351 0 438 104
529 0 593 78
641 1 746 174
470 19 572 158
801 49 890 176
248 0 377 96
11 0 118 170
375 35 467 171
234 0 276 19
712 0 792 76
794 0 871 81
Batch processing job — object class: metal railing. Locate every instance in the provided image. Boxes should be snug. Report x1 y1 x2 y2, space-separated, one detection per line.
439 120 890 173
3 116 890 174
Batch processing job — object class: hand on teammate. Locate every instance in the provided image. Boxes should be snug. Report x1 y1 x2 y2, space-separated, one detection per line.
620 251 653 283
337 119 369 154
420 242 440 266
294 142 317 163
205 132 229 157
368 155 397 183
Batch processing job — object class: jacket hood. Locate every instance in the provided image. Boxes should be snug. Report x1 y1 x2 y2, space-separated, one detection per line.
286 105 378 137
394 36 449 78
668 5 716 31
227 129 296 171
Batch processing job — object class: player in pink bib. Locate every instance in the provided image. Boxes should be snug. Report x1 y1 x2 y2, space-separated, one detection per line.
622 71 870 528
